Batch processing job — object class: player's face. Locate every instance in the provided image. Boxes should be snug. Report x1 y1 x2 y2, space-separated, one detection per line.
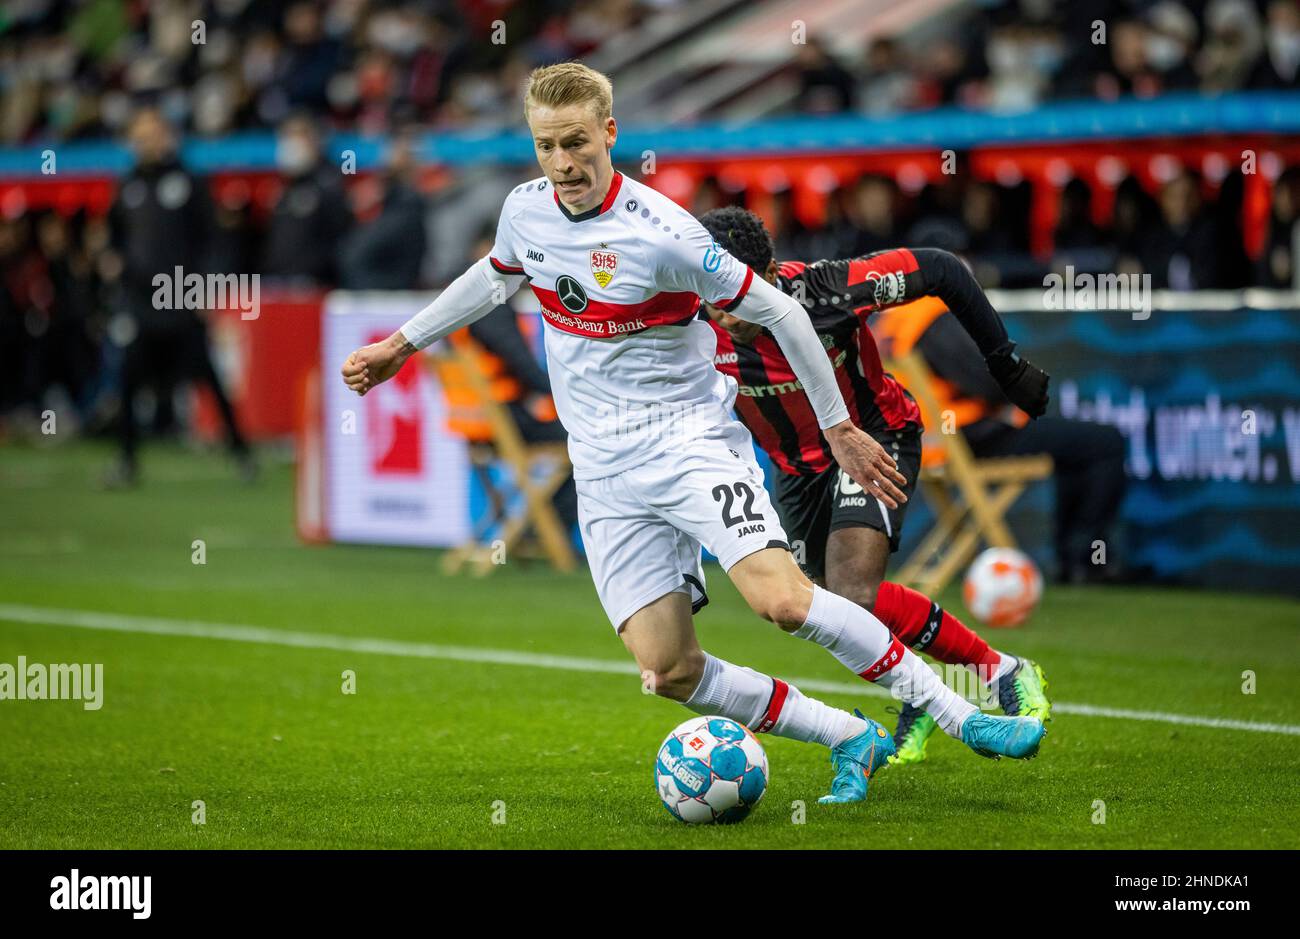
702 303 762 344
528 103 617 214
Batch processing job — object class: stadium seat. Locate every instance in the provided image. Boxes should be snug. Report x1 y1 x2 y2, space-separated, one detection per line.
883 349 1053 596
428 339 576 576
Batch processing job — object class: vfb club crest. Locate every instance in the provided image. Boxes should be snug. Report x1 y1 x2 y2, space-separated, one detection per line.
590 245 619 288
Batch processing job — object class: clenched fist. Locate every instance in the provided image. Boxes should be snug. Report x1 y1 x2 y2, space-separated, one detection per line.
341 332 415 396
986 343 1050 418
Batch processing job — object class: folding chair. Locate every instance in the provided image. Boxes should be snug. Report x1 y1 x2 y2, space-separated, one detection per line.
884 349 1053 596
427 336 577 576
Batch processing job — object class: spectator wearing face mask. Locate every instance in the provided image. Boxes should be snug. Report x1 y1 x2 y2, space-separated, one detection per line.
1144 2 1200 91
1197 0 1265 92
263 114 352 286
1250 0 1300 88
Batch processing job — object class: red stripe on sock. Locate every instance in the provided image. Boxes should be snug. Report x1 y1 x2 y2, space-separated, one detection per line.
859 637 905 682
755 678 789 734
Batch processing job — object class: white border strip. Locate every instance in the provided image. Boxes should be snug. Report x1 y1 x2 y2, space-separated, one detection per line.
2 603 1296 737
984 287 1300 312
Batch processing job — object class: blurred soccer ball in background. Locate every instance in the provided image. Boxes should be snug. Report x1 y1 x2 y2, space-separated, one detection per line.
655 715 768 824
963 547 1043 628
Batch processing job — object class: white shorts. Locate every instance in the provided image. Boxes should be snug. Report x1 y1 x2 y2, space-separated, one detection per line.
577 420 790 630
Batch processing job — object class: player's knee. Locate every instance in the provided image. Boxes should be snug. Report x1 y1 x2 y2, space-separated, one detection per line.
645 648 705 701
752 586 812 632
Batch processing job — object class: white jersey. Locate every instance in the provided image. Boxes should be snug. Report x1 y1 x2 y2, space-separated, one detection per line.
489 172 755 480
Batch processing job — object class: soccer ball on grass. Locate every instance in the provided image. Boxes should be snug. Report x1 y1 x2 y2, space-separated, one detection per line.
655 715 768 824
963 547 1043 627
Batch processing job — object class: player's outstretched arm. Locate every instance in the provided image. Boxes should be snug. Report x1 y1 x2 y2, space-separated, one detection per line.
341 256 524 396
730 275 908 508
826 247 1051 417
906 248 1049 417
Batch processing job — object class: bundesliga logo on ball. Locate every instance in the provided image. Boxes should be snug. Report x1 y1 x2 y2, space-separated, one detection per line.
655 716 769 824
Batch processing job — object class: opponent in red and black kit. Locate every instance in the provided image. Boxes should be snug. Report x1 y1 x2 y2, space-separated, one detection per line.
697 207 1055 760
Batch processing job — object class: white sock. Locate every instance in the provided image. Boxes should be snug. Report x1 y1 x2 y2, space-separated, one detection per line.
684 653 865 747
794 585 977 737
881 650 978 737
991 652 1019 682
792 584 894 673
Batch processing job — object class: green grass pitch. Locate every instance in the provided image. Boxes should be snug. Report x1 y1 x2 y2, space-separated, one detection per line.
1 441 1298 849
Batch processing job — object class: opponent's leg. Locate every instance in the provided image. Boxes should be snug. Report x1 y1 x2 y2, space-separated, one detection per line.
619 590 893 803
825 527 1051 757
730 547 1044 761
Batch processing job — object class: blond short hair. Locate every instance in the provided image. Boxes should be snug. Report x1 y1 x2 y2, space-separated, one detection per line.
524 62 614 124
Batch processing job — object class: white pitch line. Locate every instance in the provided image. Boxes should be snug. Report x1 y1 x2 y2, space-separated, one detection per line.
2 603 1298 738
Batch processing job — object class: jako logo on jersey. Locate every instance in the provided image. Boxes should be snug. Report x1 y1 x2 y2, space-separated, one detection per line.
590 247 618 288
702 240 723 273
526 248 544 262
714 352 738 365
865 269 906 307
554 275 588 313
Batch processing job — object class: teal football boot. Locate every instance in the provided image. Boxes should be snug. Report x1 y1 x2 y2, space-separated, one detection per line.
818 710 896 804
959 712 1046 760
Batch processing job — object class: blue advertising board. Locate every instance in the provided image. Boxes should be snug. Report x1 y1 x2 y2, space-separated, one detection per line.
934 301 1300 594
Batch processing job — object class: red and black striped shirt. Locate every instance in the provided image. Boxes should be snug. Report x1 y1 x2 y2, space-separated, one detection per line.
708 248 924 476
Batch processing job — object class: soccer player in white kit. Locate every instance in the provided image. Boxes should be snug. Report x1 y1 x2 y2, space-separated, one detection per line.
342 63 1044 804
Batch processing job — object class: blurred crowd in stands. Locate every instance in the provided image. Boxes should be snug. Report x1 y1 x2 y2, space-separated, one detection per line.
797 0 1300 115
3 0 1298 145
1 0 670 143
693 159 1300 291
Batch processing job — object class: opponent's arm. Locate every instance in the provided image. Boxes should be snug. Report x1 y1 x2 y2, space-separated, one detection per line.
816 248 1051 417
730 275 908 507
341 256 524 396
905 249 1049 417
